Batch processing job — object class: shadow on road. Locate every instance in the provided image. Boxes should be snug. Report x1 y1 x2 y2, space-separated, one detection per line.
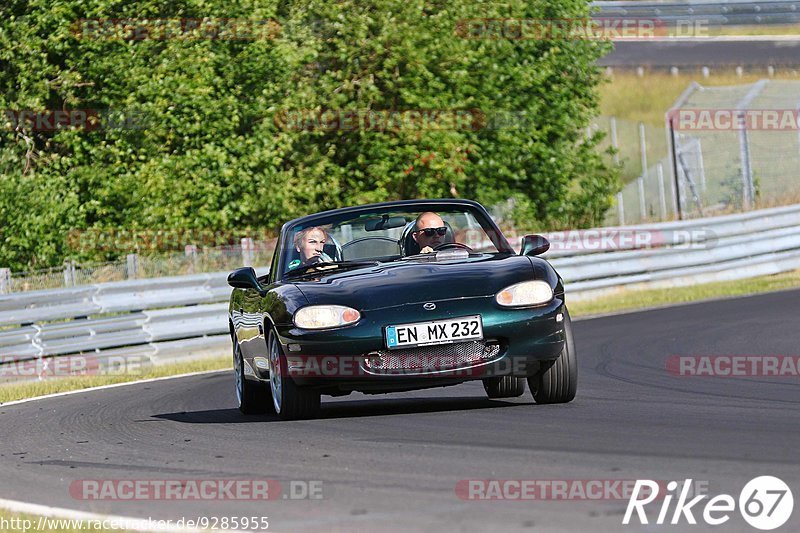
153 396 531 424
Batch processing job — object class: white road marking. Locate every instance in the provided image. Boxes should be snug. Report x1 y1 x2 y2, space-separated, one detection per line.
0 369 227 408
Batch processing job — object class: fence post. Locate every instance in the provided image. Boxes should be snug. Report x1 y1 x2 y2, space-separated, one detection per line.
664 83 700 221
185 244 198 274
734 79 768 210
63 260 76 287
737 114 754 209
797 100 800 155
637 177 646 221
657 163 668 220
241 238 254 267
668 116 684 220
697 139 707 193
616 192 625 226
126 253 139 279
0 268 10 294
638 122 649 220
610 116 620 166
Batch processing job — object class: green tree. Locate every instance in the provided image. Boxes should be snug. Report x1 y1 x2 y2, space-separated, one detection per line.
0 0 618 271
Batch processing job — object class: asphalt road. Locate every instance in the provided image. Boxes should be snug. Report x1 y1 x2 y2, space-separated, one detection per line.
600 39 800 67
2 289 800 532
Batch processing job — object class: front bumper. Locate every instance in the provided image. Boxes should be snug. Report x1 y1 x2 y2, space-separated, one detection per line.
256 296 567 389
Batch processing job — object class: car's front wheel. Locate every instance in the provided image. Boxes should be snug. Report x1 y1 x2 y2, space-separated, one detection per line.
528 309 577 404
234 340 273 414
482 376 526 398
267 330 321 420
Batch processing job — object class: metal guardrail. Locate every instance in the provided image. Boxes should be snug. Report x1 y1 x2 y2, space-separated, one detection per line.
2 203 800 381
592 0 800 25
0 272 230 327
547 203 800 298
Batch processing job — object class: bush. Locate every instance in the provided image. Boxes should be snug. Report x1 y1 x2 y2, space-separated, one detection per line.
0 0 618 270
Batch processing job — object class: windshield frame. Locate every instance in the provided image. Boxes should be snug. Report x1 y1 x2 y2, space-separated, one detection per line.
272 199 514 282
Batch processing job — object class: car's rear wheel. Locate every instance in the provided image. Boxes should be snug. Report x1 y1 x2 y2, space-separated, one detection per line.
528 309 577 404
482 376 526 398
234 340 273 414
267 330 321 420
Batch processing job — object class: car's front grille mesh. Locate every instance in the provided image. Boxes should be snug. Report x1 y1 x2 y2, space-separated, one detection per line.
363 340 501 374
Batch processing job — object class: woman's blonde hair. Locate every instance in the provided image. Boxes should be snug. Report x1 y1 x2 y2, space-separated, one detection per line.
293 226 329 249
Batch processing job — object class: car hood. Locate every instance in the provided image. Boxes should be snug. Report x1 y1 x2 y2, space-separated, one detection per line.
292 254 536 311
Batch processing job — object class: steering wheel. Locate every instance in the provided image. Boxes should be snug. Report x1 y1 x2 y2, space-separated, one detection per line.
433 242 474 253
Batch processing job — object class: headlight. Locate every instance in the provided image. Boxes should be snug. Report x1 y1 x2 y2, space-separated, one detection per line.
294 305 361 329
495 280 553 307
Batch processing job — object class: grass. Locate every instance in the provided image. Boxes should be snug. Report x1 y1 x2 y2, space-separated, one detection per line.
569 268 800 317
710 24 800 36
0 355 229 404
599 70 800 128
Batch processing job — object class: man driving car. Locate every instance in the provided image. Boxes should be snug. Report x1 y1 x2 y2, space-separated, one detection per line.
412 212 448 254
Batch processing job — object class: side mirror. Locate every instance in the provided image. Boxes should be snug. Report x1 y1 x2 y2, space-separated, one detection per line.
228 267 263 291
520 234 550 256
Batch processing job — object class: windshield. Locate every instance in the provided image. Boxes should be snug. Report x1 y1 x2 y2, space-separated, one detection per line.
279 205 509 276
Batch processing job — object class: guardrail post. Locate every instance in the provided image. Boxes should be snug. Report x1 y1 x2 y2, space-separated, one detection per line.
126 253 139 279
241 238 254 266
0 268 10 294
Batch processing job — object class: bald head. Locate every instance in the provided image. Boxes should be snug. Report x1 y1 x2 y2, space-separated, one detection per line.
412 211 446 250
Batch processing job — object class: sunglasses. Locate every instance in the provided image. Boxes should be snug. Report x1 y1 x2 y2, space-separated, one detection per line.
415 227 447 237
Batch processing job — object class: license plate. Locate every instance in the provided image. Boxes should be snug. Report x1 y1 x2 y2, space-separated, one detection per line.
385 315 483 349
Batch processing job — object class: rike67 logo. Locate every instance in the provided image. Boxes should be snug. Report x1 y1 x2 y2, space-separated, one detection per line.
624 476 794 530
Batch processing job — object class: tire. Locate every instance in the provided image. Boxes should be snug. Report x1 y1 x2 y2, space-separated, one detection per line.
528 309 577 404
234 340 273 414
482 376 526 398
267 330 321 420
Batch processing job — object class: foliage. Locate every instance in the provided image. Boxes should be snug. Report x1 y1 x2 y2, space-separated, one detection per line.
0 0 618 270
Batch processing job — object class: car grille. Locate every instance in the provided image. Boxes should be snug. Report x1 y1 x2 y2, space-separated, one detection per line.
362 340 501 375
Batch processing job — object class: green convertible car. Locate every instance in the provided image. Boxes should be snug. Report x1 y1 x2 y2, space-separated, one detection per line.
228 199 576 420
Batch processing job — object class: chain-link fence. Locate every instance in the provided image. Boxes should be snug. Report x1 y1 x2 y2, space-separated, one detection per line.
599 79 800 225
0 239 275 293
593 116 673 225
671 80 800 217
